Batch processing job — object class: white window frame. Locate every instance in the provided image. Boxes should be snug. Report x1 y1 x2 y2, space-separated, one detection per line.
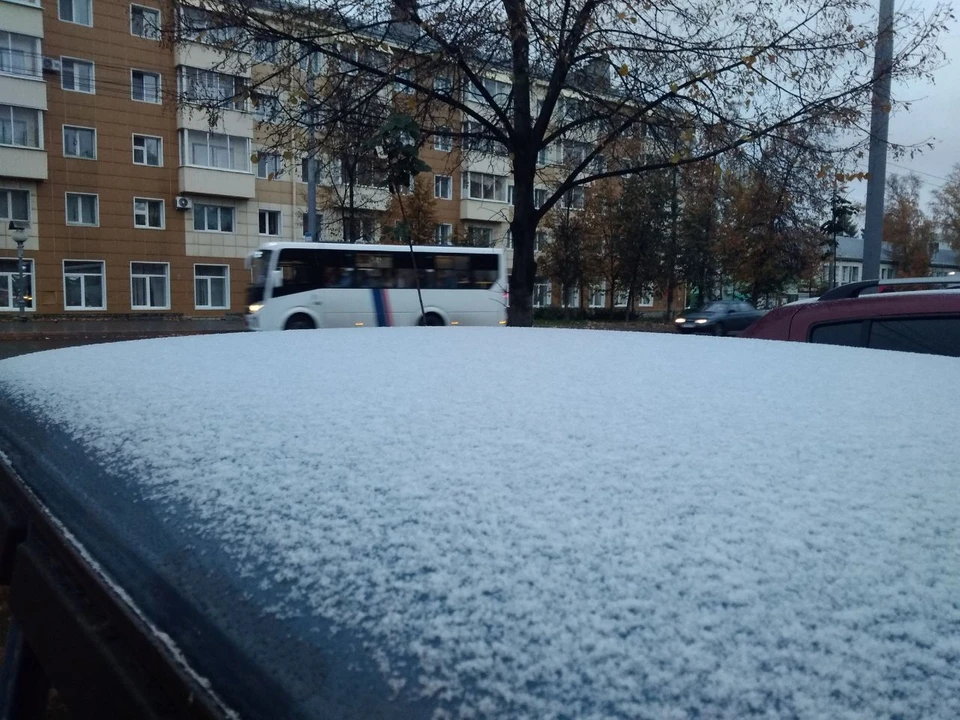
256 152 283 179
133 197 165 229
181 130 251 173
614 289 629 308
562 286 580 308
131 69 162 104
60 57 95 93
636 286 654 307
62 125 97 160
130 261 170 310
0 257 35 312
258 209 281 236
462 172 509 203
466 226 494 247
0 188 30 222
589 283 606 309
0 32 42 79
434 174 452 200
58 0 93 27
533 281 552 308
434 223 452 245
65 192 99 226
130 4 161 40
62 259 106 310
434 129 452 152
132 133 163 166
193 203 235 233
193 263 230 310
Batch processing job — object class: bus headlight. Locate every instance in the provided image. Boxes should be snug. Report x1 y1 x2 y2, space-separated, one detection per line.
248 303 263 314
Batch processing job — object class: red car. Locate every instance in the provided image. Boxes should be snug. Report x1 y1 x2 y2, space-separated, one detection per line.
742 277 960 357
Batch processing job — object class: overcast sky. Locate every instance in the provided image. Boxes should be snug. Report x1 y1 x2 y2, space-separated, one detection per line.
848 0 959 211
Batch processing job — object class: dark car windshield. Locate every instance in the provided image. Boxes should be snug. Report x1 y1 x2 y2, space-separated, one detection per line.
702 302 729 312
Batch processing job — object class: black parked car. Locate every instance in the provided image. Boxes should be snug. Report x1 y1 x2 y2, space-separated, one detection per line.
674 300 764 335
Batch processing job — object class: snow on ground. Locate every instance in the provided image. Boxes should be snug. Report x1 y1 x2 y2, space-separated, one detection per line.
1 328 959 719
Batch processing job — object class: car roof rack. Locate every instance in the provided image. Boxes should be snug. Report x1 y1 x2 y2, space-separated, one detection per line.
819 275 960 301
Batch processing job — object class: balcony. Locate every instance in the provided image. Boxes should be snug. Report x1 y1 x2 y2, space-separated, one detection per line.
179 166 255 198
460 199 512 223
177 106 252 138
0 74 46 112
1 1 44 38
174 43 250 78
0 146 46 180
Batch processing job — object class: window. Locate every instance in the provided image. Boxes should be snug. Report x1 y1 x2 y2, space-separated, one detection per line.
193 204 234 232
563 141 589 166
563 286 580 308
881 267 895 279
507 186 514 205
61 58 95 93
434 223 452 245
841 266 849 284
434 175 452 200
561 187 585 210
59 0 92 26
0 258 34 311
131 70 161 103
300 157 316 182
65 193 98 226
130 262 169 309
589 284 606 308
394 69 414 95
301 213 323 240
179 67 245 110
537 147 550 166
257 153 283 179
434 128 452 152
467 77 511 105
462 120 507 155
344 213 377 243
130 5 160 39
0 32 41 78
434 76 452 92
867 317 960 357
809 321 864 348
63 125 96 159
614 289 629 307
0 189 30 222
134 198 164 229
63 260 105 310
533 281 552 308
850 266 860 283
181 130 250 172
133 134 162 166
462 172 509 202
503 230 513 249
534 188 548 209
194 264 229 309
252 93 280 122
258 209 281 236
534 231 548 253
636 287 654 307
466 226 493 247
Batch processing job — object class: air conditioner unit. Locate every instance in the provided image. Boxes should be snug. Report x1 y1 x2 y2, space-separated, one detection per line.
175 196 193 211
42 57 62 74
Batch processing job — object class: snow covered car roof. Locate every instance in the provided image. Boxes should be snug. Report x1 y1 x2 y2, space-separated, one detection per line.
0 329 957 719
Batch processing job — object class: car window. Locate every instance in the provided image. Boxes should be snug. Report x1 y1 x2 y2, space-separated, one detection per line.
809 321 864 347
703 302 727 312
868 317 960 357
738 303 754 313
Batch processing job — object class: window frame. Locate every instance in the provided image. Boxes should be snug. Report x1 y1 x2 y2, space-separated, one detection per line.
58 0 93 27
434 223 452 245
193 203 235 233
62 124 97 160
0 105 43 150
133 197 165 230
181 130 252 173
0 32 42 79
130 4 161 40
0 188 30 222
132 133 163 167
434 174 452 200
64 192 99 226
60 56 95 93
193 263 230 310
258 209 281 237
130 261 170 310
256 152 283 179
0 257 36 312
130 68 162 104
433 129 452 152
62 259 106 311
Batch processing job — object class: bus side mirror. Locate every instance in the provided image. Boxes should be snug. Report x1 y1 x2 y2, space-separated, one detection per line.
272 269 284 287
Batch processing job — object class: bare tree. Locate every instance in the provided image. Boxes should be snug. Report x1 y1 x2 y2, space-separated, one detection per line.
171 0 948 324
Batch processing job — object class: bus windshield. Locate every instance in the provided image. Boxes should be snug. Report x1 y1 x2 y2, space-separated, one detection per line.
247 249 273 305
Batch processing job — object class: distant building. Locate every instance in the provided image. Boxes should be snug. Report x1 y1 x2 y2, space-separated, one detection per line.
820 236 959 287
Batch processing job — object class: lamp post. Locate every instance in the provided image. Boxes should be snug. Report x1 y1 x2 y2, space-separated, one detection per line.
9 221 29 322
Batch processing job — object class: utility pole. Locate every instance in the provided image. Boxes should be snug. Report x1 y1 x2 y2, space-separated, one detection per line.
10 222 29 322
306 55 318 242
861 0 895 280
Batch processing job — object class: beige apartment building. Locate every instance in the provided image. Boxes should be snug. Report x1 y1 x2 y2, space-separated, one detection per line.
0 0 663 318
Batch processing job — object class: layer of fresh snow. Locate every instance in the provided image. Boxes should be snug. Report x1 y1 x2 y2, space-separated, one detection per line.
1 328 959 719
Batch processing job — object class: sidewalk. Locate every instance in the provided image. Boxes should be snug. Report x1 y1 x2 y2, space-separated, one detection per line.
0 316 247 342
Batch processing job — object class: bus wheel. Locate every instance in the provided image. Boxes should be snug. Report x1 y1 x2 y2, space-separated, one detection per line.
419 313 444 326
284 314 315 330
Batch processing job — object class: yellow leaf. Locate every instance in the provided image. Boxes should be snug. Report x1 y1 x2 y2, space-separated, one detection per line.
846 23 854 32
864 172 872 180
835 173 844 181
670 153 681 164
617 64 629 77
816 170 826 179
669 82 678 93
616 11 626 19
250 152 260 163
283 150 294 161
857 39 867 49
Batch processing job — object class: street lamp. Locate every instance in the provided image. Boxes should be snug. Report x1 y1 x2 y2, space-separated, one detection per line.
8 221 29 322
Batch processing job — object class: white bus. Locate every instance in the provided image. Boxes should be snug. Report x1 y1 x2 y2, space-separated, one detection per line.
245 242 508 330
